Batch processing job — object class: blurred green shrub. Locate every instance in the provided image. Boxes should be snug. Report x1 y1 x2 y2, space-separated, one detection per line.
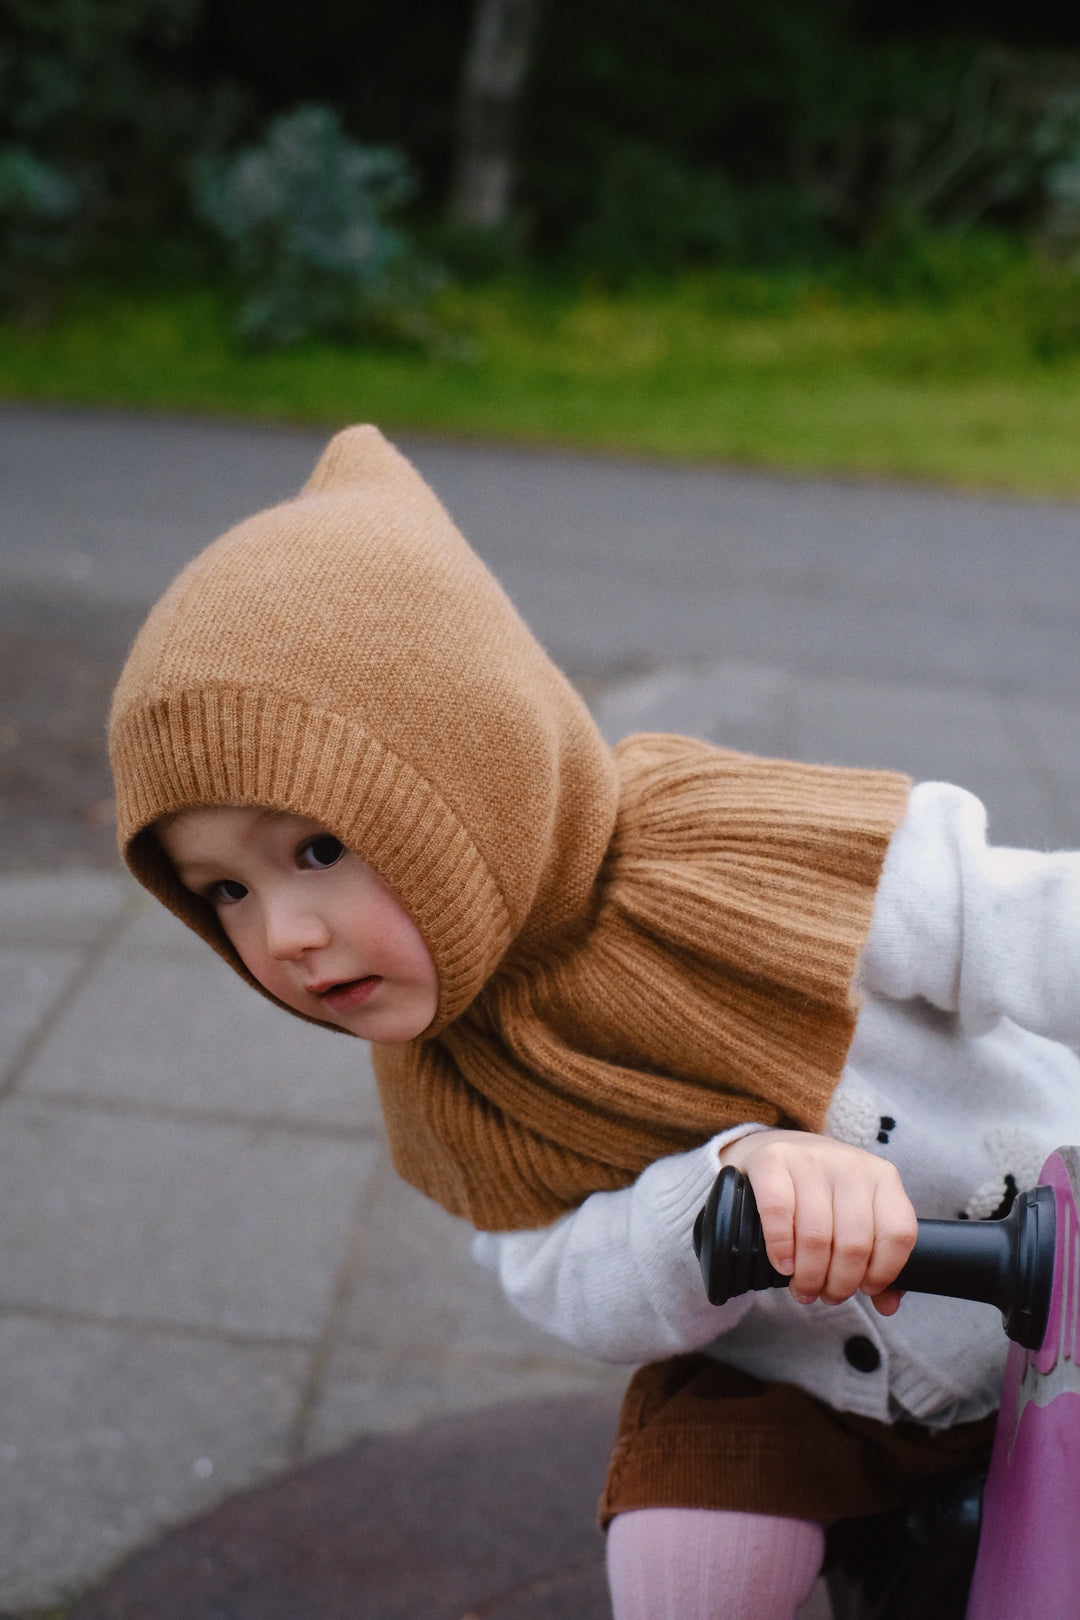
192 104 438 347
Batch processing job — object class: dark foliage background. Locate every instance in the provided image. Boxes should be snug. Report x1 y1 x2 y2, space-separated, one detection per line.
4 0 1080 303
523 0 1080 271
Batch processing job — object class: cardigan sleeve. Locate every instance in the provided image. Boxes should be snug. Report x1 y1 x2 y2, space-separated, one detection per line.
858 780 1080 1045
471 1128 762 1363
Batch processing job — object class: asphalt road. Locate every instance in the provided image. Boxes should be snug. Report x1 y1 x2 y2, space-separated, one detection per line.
2 401 1079 871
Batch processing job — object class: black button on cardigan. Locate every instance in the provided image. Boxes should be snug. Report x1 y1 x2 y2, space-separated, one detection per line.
843 1335 882 1373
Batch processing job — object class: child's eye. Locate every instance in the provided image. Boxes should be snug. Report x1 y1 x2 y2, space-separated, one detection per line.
208 879 248 905
298 834 345 870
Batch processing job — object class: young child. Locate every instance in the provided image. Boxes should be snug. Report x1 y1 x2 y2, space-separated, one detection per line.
108 425 1080 1620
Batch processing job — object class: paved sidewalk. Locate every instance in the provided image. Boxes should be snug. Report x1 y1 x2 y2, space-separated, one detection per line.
0 867 629 1614
5 657 1080 1614
2 407 1079 1616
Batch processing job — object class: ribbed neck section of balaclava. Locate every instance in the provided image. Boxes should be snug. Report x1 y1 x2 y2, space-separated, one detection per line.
108 425 619 1032
373 737 911 1229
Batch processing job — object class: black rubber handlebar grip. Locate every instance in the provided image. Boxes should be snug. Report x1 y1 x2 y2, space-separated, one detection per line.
693 1165 1055 1350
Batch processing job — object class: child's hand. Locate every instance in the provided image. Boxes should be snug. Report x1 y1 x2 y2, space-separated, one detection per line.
718 1129 917 1316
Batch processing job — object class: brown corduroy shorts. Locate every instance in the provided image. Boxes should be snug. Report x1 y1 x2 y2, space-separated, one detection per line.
599 1354 997 1529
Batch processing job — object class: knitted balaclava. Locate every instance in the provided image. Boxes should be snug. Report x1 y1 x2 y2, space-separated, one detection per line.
109 425 618 1034
110 426 910 1229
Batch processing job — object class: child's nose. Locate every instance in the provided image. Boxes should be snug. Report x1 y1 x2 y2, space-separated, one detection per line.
263 898 330 959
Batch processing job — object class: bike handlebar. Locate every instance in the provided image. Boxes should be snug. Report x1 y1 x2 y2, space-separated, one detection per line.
693 1165 1055 1350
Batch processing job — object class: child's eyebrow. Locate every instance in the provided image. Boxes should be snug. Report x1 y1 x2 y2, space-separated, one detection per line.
168 861 220 891
170 856 216 876
158 846 230 885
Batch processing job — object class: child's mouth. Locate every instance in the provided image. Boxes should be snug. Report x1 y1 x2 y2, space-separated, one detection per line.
319 976 381 1012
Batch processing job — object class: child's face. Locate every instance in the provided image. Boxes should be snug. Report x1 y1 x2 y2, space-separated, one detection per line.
156 806 439 1043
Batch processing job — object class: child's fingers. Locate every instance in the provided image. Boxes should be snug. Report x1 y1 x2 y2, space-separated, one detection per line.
719 1129 917 1310
822 1166 916 1305
869 1285 905 1317
860 1175 919 1298
773 1171 838 1305
744 1163 800 1281
817 1178 877 1304
735 1143 875 1303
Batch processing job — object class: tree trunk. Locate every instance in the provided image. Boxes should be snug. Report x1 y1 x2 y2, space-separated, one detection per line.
448 0 541 230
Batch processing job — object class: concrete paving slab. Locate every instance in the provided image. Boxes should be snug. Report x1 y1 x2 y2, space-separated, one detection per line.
19 941 383 1132
309 1341 627 1458
337 1171 595 1362
109 897 229 958
0 871 131 946
594 661 1079 848
0 944 83 1077
791 677 1009 777
1009 698 1080 823
788 678 1070 847
0 1312 308 1613
0 1097 377 1338
593 660 794 757
309 1171 627 1452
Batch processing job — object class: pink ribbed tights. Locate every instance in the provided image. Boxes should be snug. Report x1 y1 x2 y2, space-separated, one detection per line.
606 1507 825 1620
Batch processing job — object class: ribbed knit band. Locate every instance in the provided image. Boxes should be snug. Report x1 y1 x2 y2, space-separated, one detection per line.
375 742 911 1230
112 686 512 1030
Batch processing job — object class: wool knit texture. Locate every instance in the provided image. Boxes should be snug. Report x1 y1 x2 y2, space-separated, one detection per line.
109 425 911 1230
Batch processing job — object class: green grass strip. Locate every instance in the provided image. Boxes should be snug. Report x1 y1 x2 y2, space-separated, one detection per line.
3 267 1080 494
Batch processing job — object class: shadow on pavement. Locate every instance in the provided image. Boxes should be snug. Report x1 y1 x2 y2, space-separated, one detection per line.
68 1393 622 1620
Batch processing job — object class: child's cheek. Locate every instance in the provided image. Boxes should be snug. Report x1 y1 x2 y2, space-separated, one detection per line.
220 917 268 988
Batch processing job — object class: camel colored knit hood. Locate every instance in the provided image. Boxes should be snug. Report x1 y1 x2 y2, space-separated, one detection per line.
110 426 910 1229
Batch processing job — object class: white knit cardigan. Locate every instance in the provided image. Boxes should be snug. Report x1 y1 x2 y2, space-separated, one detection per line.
473 781 1080 1429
